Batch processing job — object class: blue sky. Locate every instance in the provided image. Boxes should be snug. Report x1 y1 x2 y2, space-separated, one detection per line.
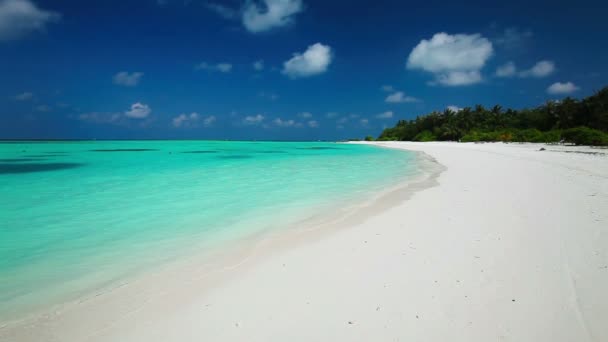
1 0 607 140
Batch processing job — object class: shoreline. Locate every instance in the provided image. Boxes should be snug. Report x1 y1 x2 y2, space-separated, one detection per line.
2 141 607 341
0 145 443 340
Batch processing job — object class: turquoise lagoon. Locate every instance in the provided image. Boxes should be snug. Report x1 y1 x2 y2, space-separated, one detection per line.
0 141 418 318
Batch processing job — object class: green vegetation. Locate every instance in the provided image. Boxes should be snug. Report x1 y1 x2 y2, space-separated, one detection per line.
378 86 608 146
364 135 375 141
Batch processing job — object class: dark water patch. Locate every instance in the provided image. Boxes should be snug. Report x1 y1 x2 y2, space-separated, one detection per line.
89 149 159 152
216 155 252 160
181 150 218 154
0 158 43 163
45 151 69 154
255 150 287 154
0 163 84 174
25 155 55 158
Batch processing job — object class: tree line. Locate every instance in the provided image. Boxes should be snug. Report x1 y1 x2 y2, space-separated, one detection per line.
377 86 608 146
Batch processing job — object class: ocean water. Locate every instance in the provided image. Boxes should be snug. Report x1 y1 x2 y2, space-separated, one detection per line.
0 141 417 318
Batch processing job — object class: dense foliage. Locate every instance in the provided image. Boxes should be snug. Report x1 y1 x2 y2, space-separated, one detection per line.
378 86 608 146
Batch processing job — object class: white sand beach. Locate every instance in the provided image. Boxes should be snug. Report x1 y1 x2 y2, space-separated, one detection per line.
2 142 608 342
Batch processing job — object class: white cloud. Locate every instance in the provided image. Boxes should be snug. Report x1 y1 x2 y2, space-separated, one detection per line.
519 60 555 78
273 117 302 128
78 112 122 125
125 102 151 119
307 120 318 128
195 62 233 73
0 0 60 42
495 27 533 49
113 71 143 86
216 63 232 73
14 91 33 101
447 105 462 112
376 111 394 119
172 112 199 128
407 32 493 86
385 91 419 103
547 82 579 95
203 115 216 126
253 60 264 71
35 104 50 112
326 112 339 118
360 118 369 126
282 42 332 79
242 0 303 33
243 114 265 125
496 60 555 79
435 70 482 86
171 113 215 128
381 85 394 92
495 61 516 78
298 111 312 118
205 2 238 19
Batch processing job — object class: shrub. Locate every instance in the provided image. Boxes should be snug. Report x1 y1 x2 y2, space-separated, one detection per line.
561 127 608 146
538 130 562 143
377 136 397 141
364 135 374 141
413 130 437 142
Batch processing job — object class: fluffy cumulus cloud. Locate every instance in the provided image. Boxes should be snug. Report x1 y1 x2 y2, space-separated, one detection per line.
547 82 579 95
385 91 419 103
205 2 238 19
376 111 394 119
243 114 265 125
125 102 151 119
307 120 318 128
273 117 302 128
172 112 199 128
113 72 144 86
253 60 264 71
519 60 555 78
0 0 60 41
242 0 303 33
407 32 493 86
298 112 312 118
171 113 216 128
78 112 123 125
282 43 332 79
195 62 233 73
495 60 555 78
495 61 516 77
381 85 395 92
494 27 533 49
14 91 33 101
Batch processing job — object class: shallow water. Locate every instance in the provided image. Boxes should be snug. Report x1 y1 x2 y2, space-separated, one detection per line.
0 141 417 318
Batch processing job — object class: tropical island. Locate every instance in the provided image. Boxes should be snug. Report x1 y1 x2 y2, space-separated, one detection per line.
376 86 608 146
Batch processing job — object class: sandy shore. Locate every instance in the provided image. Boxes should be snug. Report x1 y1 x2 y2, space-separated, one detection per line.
2 142 607 341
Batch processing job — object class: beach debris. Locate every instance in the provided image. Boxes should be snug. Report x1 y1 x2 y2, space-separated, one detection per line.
348 321 354 325
512 299 516 302
539 147 546 151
